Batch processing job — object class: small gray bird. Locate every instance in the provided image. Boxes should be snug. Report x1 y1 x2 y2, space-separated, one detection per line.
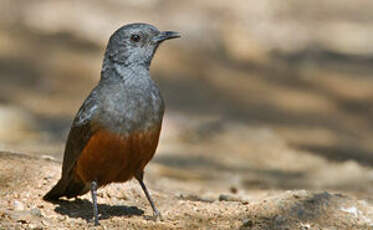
43 23 180 226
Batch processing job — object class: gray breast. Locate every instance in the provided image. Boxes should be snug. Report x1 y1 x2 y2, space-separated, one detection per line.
98 79 164 134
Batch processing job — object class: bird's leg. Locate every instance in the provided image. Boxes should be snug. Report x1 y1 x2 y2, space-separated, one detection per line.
135 172 162 221
90 180 100 226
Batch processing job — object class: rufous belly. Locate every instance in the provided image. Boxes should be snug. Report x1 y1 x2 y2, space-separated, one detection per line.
74 126 161 186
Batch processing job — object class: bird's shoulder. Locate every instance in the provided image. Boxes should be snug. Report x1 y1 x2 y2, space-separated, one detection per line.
74 89 100 126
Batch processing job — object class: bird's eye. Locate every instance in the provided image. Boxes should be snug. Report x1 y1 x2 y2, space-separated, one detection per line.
130 34 141 42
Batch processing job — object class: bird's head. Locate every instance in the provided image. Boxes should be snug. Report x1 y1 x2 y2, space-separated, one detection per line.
104 23 180 69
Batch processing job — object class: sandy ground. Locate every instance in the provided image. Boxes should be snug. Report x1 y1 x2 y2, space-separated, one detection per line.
0 142 372 230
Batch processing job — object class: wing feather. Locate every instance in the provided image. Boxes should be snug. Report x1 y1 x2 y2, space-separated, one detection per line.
61 92 100 178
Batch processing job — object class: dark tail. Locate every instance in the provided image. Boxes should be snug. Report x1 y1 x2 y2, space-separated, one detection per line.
43 178 68 201
43 176 90 201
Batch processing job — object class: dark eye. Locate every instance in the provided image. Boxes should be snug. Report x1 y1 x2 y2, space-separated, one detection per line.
130 34 141 42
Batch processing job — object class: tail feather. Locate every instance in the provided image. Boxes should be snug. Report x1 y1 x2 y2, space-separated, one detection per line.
65 178 90 198
43 178 67 201
43 176 90 201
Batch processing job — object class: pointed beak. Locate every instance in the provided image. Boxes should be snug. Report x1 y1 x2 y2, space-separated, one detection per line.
152 31 180 43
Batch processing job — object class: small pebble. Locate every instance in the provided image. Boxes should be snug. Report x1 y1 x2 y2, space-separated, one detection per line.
57 215 67 222
219 194 229 201
218 194 240 202
230 186 238 194
31 208 42 217
41 219 50 226
14 200 25 211
16 218 28 224
41 155 56 161
242 218 253 227
28 223 43 230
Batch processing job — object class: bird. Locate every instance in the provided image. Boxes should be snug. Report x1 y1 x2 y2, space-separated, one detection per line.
43 23 180 226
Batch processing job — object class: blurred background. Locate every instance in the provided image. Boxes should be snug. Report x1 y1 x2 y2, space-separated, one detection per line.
0 0 373 199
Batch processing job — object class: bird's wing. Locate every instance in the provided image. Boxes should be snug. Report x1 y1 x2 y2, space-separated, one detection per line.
61 93 100 178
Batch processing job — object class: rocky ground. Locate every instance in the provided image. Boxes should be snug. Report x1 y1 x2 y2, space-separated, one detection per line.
0 151 372 230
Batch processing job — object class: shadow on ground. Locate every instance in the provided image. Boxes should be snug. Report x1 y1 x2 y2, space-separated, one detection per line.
295 144 373 166
239 192 371 230
53 198 143 222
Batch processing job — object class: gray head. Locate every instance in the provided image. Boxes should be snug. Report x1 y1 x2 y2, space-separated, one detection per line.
102 23 180 74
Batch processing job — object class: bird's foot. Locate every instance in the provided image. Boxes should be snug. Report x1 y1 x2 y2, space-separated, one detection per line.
144 210 163 221
89 217 100 226
154 210 163 221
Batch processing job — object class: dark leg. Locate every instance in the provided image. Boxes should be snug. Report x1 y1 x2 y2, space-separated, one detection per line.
135 172 162 220
91 180 100 226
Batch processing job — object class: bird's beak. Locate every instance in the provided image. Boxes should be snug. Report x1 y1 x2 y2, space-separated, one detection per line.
153 31 180 43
